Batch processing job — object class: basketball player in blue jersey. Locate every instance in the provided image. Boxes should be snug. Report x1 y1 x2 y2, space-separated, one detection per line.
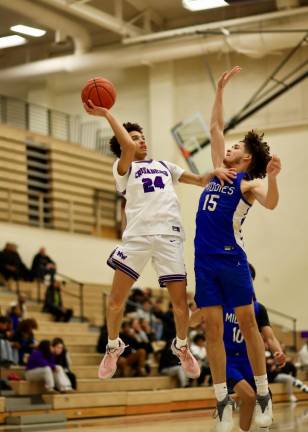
194 66 281 432
83 100 235 381
190 301 286 432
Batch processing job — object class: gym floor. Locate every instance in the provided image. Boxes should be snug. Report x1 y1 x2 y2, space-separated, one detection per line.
1 402 307 432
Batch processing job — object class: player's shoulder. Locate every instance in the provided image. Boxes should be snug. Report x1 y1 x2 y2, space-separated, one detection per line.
241 177 262 193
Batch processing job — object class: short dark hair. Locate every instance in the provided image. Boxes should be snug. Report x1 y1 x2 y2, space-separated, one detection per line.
109 122 143 158
241 130 271 179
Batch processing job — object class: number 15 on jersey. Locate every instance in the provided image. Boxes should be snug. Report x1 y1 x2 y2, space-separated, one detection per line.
202 194 219 212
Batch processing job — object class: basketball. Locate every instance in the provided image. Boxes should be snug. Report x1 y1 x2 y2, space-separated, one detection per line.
81 77 116 109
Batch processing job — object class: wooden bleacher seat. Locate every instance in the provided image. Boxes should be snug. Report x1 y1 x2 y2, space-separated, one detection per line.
9 376 176 396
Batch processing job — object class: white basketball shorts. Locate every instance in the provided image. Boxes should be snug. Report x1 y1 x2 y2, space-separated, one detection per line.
107 235 186 287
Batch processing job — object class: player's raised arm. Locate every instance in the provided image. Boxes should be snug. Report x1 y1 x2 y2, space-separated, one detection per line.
210 66 241 168
84 100 135 175
249 155 281 209
179 167 237 187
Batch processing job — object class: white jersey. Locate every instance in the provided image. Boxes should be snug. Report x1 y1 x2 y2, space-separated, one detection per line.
113 159 185 239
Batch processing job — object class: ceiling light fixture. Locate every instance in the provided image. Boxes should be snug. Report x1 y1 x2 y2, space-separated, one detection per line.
10 24 46 37
0 35 27 49
182 0 229 11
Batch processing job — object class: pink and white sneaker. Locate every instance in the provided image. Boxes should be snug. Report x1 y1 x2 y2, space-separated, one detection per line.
171 339 200 379
98 339 126 379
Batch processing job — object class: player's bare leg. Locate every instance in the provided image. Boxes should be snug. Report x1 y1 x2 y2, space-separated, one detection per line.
235 304 267 375
203 306 233 432
167 280 200 378
98 270 134 379
107 270 135 339
234 380 256 432
202 306 226 382
235 304 272 427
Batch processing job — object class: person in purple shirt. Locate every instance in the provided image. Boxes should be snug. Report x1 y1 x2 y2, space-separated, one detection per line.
25 340 72 393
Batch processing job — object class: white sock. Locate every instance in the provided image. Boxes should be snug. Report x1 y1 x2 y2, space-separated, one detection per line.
175 337 187 349
239 429 250 432
214 382 228 402
254 374 269 396
108 338 120 349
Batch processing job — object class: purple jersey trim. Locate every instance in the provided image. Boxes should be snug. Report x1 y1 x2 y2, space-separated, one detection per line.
159 161 171 174
134 159 153 164
111 258 139 280
158 274 187 288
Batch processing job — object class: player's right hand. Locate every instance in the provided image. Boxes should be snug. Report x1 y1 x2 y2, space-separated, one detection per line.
83 100 109 117
214 167 237 186
217 66 242 90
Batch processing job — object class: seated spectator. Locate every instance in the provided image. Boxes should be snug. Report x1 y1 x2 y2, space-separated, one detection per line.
158 339 187 388
7 303 22 333
131 318 153 355
25 340 72 393
43 281 73 322
266 350 308 402
298 341 308 376
160 303 176 342
125 288 145 314
97 324 108 354
190 334 212 386
0 316 18 366
136 298 153 323
0 243 30 282
51 338 77 390
31 247 56 283
118 321 147 377
11 319 38 365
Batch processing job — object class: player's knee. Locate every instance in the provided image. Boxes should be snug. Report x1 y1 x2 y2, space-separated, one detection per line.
203 318 223 341
237 313 257 337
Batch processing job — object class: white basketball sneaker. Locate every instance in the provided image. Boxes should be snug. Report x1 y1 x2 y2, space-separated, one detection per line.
214 395 234 432
254 393 273 428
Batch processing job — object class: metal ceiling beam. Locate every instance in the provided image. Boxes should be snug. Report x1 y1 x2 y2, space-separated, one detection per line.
123 5 308 44
40 0 142 37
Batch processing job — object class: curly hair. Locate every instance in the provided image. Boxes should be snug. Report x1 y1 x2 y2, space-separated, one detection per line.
109 122 143 158
241 130 271 179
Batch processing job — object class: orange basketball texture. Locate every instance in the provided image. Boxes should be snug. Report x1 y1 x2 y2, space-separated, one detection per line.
81 77 116 109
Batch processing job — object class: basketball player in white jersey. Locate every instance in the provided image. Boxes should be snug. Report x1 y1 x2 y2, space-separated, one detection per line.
84 100 236 379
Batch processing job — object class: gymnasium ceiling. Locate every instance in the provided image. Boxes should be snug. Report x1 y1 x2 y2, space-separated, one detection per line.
0 0 307 76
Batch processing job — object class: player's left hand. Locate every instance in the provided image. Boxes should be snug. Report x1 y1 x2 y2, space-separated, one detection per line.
267 155 281 178
212 167 237 186
274 351 286 368
83 100 109 117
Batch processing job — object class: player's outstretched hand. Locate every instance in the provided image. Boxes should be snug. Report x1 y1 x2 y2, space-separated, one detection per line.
213 167 237 186
274 351 286 368
267 154 281 178
83 100 109 117
217 66 242 91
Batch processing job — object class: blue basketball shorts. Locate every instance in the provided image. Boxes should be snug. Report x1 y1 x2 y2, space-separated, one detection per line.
194 253 254 308
226 355 256 393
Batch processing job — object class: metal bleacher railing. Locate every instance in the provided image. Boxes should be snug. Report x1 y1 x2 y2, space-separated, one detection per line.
0 94 113 155
0 93 123 237
267 307 298 351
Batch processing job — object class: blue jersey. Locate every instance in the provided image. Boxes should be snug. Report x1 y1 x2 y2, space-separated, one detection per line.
195 172 251 257
224 302 260 357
